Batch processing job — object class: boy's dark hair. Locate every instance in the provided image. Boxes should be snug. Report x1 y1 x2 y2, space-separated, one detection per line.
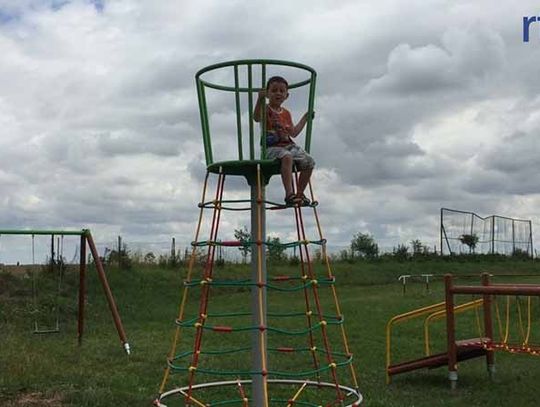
266 76 288 89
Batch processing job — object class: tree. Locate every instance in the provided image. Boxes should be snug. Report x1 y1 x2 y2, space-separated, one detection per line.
234 227 251 263
105 243 132 269
144 252 156 264
267 236 286 263
350 233 379 259
393 244 409 261
410 239 424 256
459 234 479 253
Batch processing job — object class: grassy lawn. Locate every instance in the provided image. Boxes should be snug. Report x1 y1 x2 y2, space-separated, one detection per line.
1 258 539 406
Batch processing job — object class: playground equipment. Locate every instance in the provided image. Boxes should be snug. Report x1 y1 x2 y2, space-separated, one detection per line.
155 60 361 406
386 273 540 388
0 229 130 354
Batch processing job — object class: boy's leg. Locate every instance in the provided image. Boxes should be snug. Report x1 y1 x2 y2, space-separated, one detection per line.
296 167 313 196
281 154 294 198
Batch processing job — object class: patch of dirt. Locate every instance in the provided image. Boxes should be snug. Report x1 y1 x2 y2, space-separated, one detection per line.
13 392 64 406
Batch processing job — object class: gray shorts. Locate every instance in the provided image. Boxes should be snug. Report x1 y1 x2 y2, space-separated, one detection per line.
266 144 315 171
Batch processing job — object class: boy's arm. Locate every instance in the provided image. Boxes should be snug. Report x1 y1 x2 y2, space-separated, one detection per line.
291 111 314 138
253 90 266 122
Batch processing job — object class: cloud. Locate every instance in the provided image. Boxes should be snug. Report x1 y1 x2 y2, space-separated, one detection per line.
1 0 540 263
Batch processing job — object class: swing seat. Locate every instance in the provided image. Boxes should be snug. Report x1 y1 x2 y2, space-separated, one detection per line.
33 328 60 335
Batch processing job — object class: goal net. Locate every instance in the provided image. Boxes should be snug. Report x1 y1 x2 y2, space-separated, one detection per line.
440 208 533 256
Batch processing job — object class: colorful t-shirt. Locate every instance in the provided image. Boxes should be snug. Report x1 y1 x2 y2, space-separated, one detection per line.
266 106 294 147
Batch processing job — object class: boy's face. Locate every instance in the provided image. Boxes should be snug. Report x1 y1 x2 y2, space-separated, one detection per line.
267 81 288 107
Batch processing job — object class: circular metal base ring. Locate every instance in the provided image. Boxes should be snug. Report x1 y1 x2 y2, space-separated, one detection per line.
157 378 362 406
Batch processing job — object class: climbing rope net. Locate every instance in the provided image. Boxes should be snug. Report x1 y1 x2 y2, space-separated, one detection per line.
156 166 361 406
467 293 540 356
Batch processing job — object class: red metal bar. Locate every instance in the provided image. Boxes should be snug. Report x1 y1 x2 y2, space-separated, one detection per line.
294 173 342 401
293 172 321 382
451 285 540 296
213 326 233 333
77 234 87 346
444 274 458 388
481 273 495 373
220 240 242 247
388 347 486 376
187 171 226 399
85 231 130 353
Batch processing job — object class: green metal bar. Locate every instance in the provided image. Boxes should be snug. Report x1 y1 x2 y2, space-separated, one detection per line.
193 59 318 169
304 71 317 154
200 78 311 93
0 229 87 236
248 64 254 159
196 79 213 165
234 65 243 161
261 63 267 159
195 59 316 90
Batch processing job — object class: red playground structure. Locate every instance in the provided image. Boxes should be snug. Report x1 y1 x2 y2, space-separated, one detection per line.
386 273 540 388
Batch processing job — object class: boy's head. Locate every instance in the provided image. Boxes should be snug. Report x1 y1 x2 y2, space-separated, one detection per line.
266 76 288 90
266 76 289 107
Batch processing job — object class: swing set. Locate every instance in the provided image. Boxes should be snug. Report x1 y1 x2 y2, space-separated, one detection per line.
0 228 130 354
386 273 540 388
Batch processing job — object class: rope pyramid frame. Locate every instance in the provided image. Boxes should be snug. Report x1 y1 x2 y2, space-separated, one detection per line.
155 60 361 406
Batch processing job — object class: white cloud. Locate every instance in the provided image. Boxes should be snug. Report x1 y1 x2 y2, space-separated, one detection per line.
1 0 540 262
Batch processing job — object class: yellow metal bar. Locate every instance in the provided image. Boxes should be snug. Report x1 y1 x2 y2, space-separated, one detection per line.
385 301 446 384
255 164 269 406
524 296 532 346
423 299 483 356
504 296 511 345
286 381 308 407
308 180 360 390
159 171 210 394
178 389 207 407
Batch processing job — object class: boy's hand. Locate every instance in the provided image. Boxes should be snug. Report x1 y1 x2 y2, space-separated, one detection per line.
303 111 315 120
258 89 267 100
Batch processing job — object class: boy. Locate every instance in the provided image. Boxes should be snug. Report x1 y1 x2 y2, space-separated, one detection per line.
253 76 315 206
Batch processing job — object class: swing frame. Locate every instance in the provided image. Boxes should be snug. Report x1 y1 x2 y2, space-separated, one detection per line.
0 228 130 354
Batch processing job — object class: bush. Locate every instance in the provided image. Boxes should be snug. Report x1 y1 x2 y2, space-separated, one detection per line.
350 233 379 259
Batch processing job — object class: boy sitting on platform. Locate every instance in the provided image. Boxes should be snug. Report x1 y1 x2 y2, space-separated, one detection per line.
253 76 315 206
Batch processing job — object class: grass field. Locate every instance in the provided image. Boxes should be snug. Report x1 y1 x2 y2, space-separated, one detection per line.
1 257 540 406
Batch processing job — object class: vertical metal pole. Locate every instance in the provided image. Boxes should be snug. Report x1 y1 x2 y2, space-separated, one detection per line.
250 178 267 406
78 234 87 346
512 220 515 255
50 234 55 268
481 273 495 378
440 209 444 255
470 213 474 254
118 235 122 267
491 216 495 254
445 274 458 389
529 220 534 258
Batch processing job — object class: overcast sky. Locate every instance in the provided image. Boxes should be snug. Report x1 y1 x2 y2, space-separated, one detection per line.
1 0 540 262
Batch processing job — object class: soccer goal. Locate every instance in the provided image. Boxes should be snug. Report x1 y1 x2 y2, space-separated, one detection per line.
440 208 533 256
